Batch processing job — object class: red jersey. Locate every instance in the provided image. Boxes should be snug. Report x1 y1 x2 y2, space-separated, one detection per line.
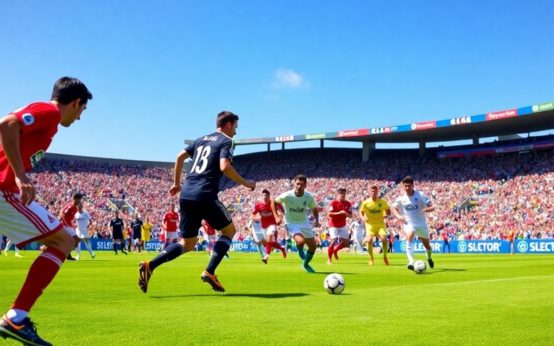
163 211 179 232
202 221 216 236
328 199 352 228
253 202 283 229
0 102 60 192
60 202 78 227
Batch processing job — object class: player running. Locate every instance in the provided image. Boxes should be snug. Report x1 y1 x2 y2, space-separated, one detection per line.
74 201 95 259
359 185 391 265
0 77 92 346
138 111 255 293
390 176 435 271
251 189 286 264
162 203 179 250
272 175 320 273
326 187 352 264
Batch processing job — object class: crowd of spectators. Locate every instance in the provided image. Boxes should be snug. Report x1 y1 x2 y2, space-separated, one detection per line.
28 145 553 243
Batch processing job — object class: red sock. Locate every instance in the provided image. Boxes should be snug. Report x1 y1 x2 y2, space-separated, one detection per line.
334 242 346 259
327 244 335 261
12 247 66 312
265 244 272 255
272 242 284 251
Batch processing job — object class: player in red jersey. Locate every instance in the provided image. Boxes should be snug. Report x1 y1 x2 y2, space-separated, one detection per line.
251 189 286 263
162 203 179 249
58 192 84 260
202 219 218 256
0 77 92 346
326 187 352 264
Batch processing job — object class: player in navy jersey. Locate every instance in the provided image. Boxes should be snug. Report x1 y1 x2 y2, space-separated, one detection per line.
139 111 255 293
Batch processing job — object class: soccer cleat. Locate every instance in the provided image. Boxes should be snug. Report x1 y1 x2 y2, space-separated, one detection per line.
281 249 287 258
201 271 225 292
66 254 76 261
0 315 52 346
428 257 435 269
383 257 390 266
406 263 414 271
302 263 316 273
262 255 269 264
368 258 375 266
15 253 23 258
91 253 96 259
138 261 152 293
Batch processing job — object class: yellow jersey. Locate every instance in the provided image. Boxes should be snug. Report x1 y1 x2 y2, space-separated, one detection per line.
360 198 389 227
141 222 152 241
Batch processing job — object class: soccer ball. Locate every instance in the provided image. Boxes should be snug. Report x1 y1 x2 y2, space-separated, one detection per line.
324 273 345 294
413 260 427 274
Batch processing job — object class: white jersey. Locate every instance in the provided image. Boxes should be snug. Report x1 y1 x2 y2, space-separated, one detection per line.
351 221 365 240
74 211 91 237
275 190 316 225
394 190 431 229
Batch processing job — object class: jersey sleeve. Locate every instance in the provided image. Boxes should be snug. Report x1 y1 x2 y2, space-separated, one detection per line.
275 191 287 204
13 103 59 135
308 195 316 209
382 199 390 211
421 193 432 207
219 138 233 161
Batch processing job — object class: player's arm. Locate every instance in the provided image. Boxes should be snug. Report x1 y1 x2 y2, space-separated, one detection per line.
170 149 190 196
422 201 435 213
311 206 320 227
358 206 368 223
270 198 281 225
220 158 255 190
0 114 35 205
389 205 405 223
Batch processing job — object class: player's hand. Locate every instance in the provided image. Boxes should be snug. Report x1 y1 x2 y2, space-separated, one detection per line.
169 184 181 196
275 216 282 225
244 179 256 191
15 174 36 205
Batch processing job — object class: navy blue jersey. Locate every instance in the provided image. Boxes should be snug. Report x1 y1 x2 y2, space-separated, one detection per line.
180 131 234 201
110 218 124 233
131 219 143 237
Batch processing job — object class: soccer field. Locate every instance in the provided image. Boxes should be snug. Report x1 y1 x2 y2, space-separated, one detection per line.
1 251 553 345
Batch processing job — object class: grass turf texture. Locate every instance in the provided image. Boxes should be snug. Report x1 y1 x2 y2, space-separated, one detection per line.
1 251 553 345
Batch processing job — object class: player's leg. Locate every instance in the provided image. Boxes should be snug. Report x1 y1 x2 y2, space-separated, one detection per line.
75 238 81 260
327 238 336 264
333 230 349 260
419 235 434 269
367 234 375 265
302 235 317 273
0 196 73 346
293 233 306 260
83 238 94 258
4 239 11 256
380 232 389 265
404 227 416 270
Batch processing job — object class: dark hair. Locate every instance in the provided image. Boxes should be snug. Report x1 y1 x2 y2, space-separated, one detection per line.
51 77 93 106
73 192 84 199
216 111 239 128
338 187 346 192
402 176 414 184
294 174 307 183
262 189 270 195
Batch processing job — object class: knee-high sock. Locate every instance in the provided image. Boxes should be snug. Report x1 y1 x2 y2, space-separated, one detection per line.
12 247 66 312
149 242 185 271
406 240 414 263
206 236 232 274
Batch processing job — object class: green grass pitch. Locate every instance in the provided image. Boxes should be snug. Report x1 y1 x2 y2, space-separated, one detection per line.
1 250 553 345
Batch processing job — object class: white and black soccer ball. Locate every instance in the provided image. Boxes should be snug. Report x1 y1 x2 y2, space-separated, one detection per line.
324 273 345 294
413 260 427 274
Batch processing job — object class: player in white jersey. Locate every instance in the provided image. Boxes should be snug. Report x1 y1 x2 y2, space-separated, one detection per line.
349 217 366 255
272 175 320 273
390 176 435 270
74 202 95 259
2 237 23 258
248 219 268 262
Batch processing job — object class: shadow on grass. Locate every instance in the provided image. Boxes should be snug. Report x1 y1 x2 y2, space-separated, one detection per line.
150 292 309 299
427 268 467 274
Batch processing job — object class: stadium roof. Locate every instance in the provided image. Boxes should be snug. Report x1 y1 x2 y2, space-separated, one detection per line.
231 101 554 145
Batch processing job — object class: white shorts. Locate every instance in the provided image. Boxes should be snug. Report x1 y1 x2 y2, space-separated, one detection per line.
264 224 278 238
285 223 315 239
329 226 349 240
166 231 179 241
76 228 89 239
251 222 266 243
0 191 63 247
403 224 429 239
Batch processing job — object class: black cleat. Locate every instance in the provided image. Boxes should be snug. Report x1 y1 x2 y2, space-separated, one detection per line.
0 315 52 346
138 261 152 293
428 258 435 269
406 263 414 271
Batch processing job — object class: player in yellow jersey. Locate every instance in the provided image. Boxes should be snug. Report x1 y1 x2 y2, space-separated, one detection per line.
359 185 391 266
141 217 153 251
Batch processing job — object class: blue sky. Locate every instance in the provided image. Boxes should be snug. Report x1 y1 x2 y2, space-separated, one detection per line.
1 0 553 161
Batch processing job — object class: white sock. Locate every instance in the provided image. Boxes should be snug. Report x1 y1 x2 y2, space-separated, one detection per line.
406 241 414 264
6 309 28 323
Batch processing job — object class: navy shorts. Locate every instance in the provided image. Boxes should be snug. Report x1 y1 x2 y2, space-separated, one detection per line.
179 199 233 238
